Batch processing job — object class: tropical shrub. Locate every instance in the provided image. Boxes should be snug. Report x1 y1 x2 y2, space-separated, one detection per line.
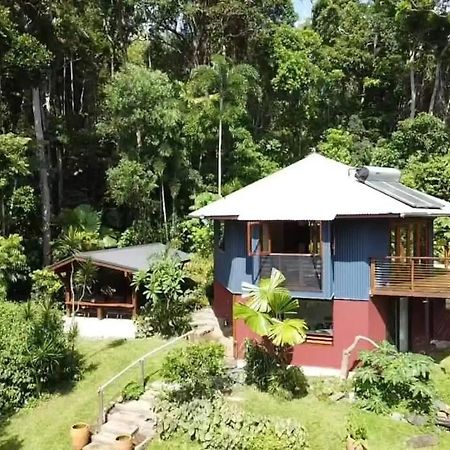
176 218 214 258
160 343 229 401
0 234 27 300
236 269 309 399
121 381 144 401
53 204 117 259
346 412 368 449
30 268 63 301
0 299 81 415
353 341 435 414
244 340 308 400
133 255 193 337
268 366 308 400
156 396 308 450
244 340 278 391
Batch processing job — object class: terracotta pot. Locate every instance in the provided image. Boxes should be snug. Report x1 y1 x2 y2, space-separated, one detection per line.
70 423 91 450
115 434 134 450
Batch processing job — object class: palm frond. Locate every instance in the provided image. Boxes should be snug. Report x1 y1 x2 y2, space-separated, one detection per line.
268 318 308 347
234 302 272 336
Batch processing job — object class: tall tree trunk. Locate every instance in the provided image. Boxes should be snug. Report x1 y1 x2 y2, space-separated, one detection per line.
429 42 449 115
429 60 441 115
32 86 52 266
218 97 223 197
56 146 64 211
409 49 416 119
70 57 75 112
161 177 168 241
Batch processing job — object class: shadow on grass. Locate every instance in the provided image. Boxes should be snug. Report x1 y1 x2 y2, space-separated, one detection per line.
84 338 127 360
0 417 23 450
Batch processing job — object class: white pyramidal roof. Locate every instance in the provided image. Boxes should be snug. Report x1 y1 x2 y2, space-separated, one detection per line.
190 153 450 221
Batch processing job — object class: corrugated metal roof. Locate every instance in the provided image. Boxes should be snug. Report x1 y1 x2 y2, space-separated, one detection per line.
51 244 190 272
190 154 450 220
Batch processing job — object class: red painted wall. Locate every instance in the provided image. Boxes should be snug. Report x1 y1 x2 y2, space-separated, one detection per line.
212 281 234 324
227 285 390 369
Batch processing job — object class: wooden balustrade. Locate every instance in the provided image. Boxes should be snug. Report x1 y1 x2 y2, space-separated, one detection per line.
371 257 450 298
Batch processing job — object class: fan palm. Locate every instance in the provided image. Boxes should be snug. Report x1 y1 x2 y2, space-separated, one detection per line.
234 268 307 347
187 54 260 196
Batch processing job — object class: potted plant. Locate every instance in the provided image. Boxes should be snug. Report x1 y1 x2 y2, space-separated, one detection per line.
115 434 134 450
346 413 368 450
70 422 91 450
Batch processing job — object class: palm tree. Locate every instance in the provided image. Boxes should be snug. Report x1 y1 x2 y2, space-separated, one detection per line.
234 268 307 350
187 54 260 196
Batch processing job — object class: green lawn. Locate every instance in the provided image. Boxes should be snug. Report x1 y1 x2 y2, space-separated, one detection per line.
0 337 167 450
5 340 450 450
151 354 450 450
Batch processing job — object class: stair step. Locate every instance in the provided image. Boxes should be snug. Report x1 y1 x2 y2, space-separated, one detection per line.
113 399 152 414
140 390 158 402
108 408 154 422
83 442 113 450
91 431 118 445
102 419 138 437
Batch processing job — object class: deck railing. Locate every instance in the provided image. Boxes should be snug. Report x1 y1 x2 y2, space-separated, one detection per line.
258 254 322 292
97 330 196 430
371 256 450 298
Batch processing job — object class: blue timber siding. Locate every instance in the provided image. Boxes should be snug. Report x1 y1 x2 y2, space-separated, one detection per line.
214 220 333 299
214 221 254 293
333 218 390 300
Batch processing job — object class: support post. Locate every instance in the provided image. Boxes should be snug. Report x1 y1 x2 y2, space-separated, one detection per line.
411 259 415 292
98 388 105 429
424 298 430 350
132 288 138 318
370 259 375 294
139 359 145 389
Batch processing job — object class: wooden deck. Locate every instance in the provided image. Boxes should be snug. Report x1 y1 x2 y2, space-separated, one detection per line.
371 257 450 298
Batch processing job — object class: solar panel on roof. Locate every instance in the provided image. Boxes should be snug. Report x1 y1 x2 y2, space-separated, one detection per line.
365 180 444 209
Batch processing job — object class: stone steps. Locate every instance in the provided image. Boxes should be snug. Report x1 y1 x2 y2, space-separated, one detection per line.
83 391 158 450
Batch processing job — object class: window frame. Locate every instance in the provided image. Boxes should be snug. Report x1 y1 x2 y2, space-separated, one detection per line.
247 221 322 257
217 220 226 252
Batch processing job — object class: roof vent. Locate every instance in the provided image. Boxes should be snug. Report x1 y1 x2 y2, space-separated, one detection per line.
355 166 401 183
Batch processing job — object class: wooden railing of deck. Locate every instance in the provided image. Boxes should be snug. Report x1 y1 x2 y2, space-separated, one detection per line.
371 256 450 298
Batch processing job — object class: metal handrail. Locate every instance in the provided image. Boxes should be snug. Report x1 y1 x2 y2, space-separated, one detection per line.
97 329 196 429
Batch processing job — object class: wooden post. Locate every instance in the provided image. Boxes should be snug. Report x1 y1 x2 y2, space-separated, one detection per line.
370 259 375 294
424 298 430 351
131 289 138 319
411 259 415 292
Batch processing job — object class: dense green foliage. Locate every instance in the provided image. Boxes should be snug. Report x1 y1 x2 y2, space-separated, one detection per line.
121 381 145 401
353 342 435 414
156 396 308 450
0 300 81 415
160 343 229 401
0 0 450 271
244 340 308 400
133 255 201 337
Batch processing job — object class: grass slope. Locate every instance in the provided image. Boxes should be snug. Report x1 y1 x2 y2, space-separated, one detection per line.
0 337 165 450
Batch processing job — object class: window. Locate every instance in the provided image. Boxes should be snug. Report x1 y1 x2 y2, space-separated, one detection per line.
217 221 225 251
300 299 333 338
247 221 321 256
389 220 430 257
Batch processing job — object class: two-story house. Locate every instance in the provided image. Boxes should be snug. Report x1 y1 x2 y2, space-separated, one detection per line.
191 154 450 369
